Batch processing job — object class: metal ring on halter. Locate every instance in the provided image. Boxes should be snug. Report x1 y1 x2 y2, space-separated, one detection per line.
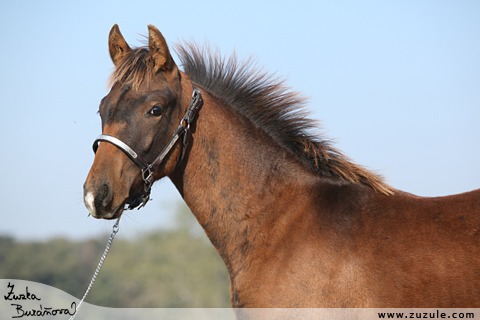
178 116 188 129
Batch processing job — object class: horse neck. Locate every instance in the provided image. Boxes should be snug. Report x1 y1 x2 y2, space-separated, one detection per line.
169 88 319 274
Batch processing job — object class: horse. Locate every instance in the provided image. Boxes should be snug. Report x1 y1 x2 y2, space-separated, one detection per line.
83 24 480 308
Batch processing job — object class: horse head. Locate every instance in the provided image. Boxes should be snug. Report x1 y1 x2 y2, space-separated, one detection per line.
83 24 194 219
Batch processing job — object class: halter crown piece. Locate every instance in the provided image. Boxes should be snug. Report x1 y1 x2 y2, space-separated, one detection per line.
92 84 203 210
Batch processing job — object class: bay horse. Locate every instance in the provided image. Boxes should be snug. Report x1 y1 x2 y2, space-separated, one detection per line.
84 24 480 308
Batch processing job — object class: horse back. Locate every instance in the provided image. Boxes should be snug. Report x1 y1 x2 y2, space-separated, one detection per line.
350 187 480 307
239 186 480 307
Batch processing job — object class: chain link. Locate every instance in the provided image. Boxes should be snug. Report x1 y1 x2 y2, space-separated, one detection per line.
69 217 120 320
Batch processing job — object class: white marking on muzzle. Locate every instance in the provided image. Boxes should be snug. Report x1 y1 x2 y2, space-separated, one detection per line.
84 192 97 217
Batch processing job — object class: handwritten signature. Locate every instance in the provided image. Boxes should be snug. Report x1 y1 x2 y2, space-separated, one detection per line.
4 282 76 318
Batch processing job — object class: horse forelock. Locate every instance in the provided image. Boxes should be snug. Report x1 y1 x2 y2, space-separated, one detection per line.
108 47 155 90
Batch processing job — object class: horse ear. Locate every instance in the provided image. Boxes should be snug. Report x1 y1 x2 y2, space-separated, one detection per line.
108 24 131 67
147 25 175 73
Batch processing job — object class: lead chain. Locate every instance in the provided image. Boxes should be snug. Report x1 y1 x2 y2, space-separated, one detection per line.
69 217 120 320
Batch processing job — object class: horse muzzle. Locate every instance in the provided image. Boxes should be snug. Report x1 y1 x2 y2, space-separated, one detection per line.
83 182 126 220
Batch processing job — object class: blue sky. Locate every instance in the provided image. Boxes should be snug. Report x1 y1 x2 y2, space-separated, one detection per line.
1 0 479 240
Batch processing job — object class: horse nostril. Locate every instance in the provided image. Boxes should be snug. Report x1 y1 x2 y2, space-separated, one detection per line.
101 183 113 208
103 184 109 199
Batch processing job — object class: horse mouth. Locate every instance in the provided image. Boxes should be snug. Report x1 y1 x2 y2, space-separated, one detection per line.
103 203 125 220
92 203 125 220
93 191 146 219
84 192 126 220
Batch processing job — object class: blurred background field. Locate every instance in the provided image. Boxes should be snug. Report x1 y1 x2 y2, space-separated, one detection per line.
0 204 231 308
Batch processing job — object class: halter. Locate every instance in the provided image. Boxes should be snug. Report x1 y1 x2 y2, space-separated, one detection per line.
92 84 203 210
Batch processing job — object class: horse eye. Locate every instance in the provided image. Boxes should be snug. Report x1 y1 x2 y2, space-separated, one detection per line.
149 105 164 117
